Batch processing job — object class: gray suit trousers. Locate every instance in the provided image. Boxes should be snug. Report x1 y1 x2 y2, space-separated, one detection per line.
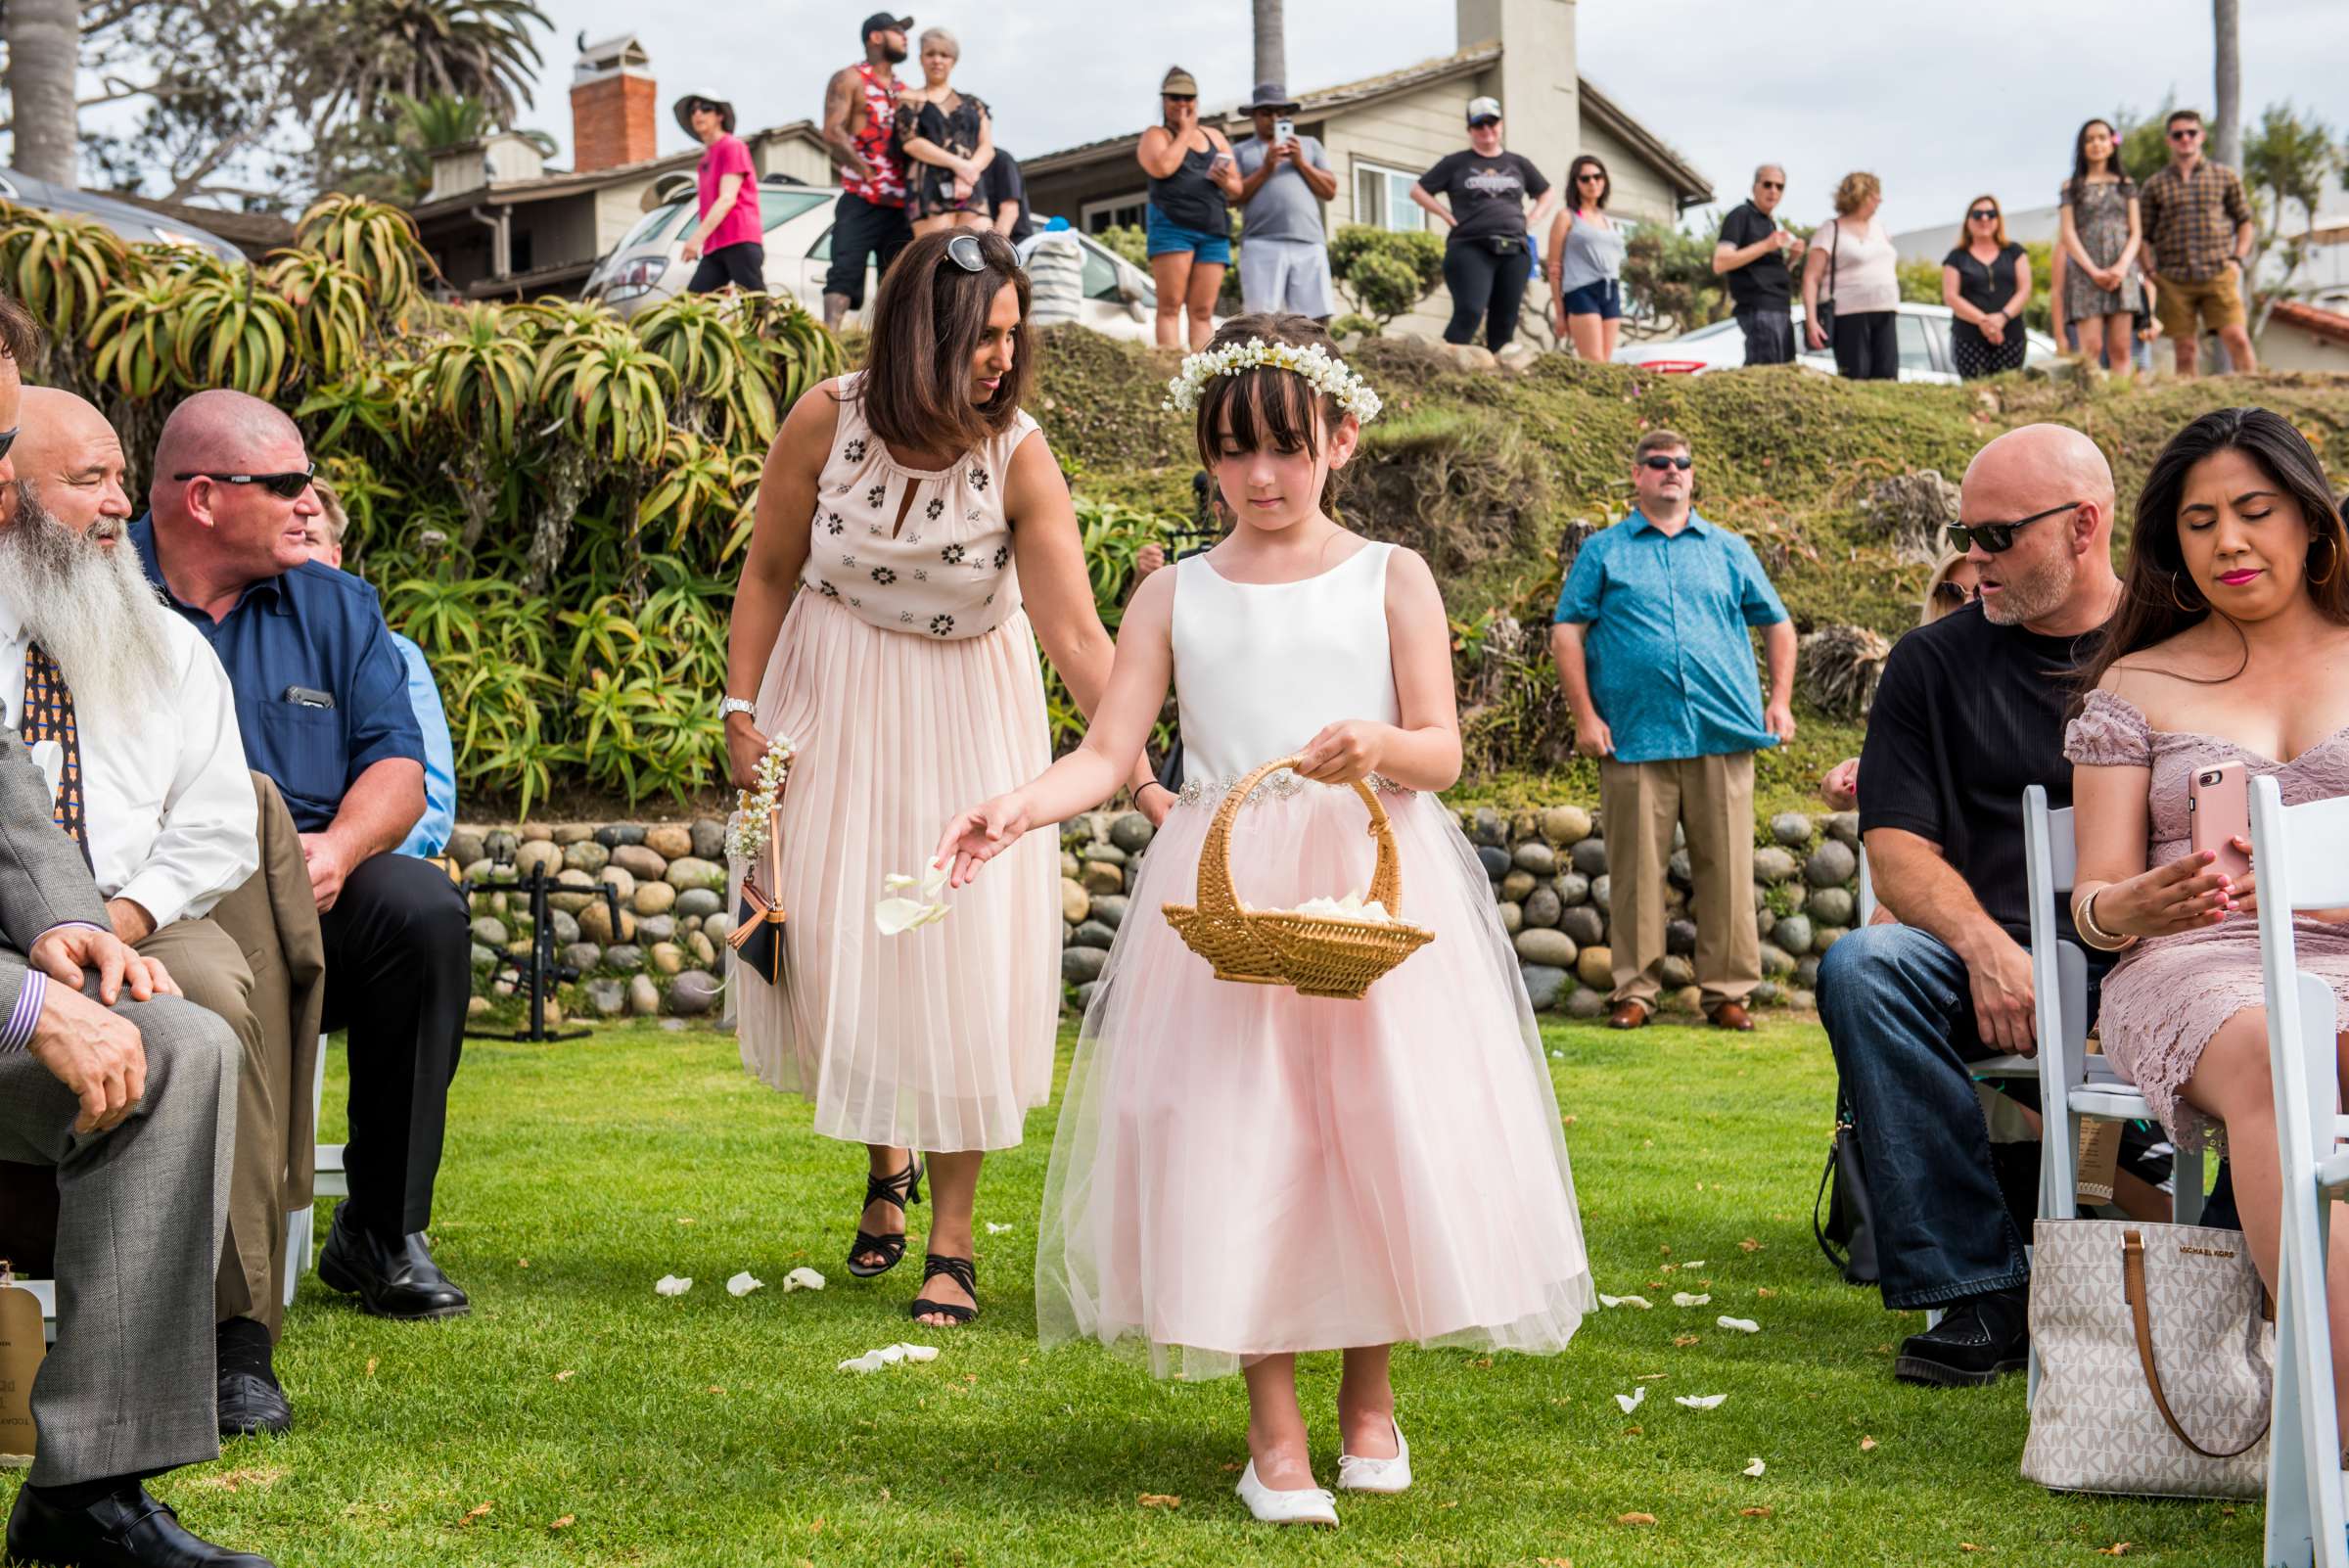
0 985 237 1487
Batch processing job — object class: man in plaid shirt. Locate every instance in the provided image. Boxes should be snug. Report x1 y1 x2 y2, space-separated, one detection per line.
2140 108 2257 378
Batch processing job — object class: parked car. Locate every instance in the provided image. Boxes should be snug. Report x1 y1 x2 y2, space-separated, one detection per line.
1612 300 2057 384
582 173 1157 339
0 166 244 262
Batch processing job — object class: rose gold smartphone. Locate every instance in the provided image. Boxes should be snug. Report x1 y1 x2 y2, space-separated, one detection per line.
2188 759 2252 882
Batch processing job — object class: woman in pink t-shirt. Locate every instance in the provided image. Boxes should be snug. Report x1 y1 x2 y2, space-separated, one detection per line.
677 93 766 294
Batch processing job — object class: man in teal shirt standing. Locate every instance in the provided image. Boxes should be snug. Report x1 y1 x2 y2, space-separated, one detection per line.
1551 429 1797 1031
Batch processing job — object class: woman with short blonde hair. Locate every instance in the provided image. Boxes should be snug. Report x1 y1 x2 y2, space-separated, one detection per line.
1801 170 1900 380
895 26 995 236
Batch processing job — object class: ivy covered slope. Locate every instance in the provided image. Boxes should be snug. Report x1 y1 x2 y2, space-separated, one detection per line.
1028 330 2349 816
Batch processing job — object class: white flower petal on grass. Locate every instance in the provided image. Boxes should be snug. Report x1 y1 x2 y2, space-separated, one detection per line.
1681 1260 1706 1268
837 1342 940 1373
1598 1294 1652 1310
654 1274 692 1297
1614 1387 1646 1414
1718 1315 1761 1333
986 1222 1015 1235
782 1267 826 1292
1672 1292 1712 1308
1675 1394 1728 1410
726 1271 764 1297
897 1343 940 1362
837 1352 887 1373
876 1345 908 1363
1742 1457 1766 1478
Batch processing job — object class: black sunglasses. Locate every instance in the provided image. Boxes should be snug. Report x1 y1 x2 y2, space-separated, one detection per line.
1934 579 1977 604
2169 127 2202 140
1969 208 1999 221
944 233 986 273
1577 171 1606 182
172 462 316 500
1640 454 1693 472
1947 500 2079 554
0 427 18 465
1756 180 1784 191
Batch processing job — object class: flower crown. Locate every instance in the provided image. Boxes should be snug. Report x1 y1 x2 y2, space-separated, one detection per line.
1163 338 1383 425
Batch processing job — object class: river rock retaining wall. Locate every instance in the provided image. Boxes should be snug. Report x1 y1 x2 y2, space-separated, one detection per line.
449 803 1862 1022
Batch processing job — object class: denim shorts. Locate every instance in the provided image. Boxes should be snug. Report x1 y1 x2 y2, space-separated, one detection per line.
1145 205 1231 265
1559 277 1622 319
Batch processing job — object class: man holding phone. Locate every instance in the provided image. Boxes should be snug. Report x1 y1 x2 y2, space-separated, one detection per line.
1231 81 1337 321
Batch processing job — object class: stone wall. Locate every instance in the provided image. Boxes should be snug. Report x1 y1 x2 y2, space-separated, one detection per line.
451 801 1863 1024
1057 803 1863 1018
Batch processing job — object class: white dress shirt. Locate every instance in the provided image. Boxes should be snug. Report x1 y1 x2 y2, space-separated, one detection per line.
0 603 258 930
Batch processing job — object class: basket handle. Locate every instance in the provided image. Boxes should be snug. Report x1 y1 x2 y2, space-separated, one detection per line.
1190 756 1404 919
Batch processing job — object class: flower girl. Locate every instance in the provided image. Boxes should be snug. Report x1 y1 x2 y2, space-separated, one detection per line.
938 314 1591 1526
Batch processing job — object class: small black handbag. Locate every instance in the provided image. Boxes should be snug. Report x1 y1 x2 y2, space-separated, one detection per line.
1814 1086 1879 1285
728 803 786 986
1813 218 1840 344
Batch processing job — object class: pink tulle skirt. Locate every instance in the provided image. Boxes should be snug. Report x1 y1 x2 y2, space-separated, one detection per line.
1036 781 1593 1380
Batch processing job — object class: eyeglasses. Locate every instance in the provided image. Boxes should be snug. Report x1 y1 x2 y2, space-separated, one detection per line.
944 233 986 273
1756 180 1784 191
2169 127 2202 141
1640 454 1693 472
1467 116 1500 128
1946 500 2079 554
1968 208 1999 221
171 462 316 500
0 428 18 465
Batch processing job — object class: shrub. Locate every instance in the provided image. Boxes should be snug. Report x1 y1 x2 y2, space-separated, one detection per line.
1328 226 1445 329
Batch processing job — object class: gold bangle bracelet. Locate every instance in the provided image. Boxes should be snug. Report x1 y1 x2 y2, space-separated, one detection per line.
2074 888 2137 950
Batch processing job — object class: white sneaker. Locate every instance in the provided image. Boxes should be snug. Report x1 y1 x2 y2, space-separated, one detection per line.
1234 1460 1339 1527
1337 1419 1411 1494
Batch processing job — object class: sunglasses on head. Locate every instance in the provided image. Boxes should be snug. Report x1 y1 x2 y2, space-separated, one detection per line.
1640 454 1693 472
1969 208 1998 221
944 232 986 273
172 461 316 500
1946 500 2079 554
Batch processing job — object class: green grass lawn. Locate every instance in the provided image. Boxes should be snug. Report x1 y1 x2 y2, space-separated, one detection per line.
9 1016 2267 1566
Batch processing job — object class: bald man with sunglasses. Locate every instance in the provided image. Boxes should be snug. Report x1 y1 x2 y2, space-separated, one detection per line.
133 390 473 1333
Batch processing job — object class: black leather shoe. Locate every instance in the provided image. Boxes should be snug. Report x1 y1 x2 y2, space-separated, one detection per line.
216 1368 291 1438
1893 1287 2029 1387
6 1481 274 1567
316 1205 470 1320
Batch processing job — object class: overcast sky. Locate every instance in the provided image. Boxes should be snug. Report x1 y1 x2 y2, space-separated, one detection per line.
527 0 2343 235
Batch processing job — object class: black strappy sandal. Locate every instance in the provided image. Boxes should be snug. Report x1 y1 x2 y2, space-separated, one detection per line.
847 1160 922 1278
909 1253 980 1325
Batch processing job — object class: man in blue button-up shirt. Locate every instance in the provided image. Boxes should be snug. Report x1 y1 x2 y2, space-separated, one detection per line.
1552 428 1797 1032
134 392 472 1386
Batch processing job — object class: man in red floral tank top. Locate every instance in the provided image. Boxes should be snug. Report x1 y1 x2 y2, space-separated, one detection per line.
821 14 918 328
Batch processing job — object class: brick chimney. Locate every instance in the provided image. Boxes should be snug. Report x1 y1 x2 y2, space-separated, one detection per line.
571 33 656 172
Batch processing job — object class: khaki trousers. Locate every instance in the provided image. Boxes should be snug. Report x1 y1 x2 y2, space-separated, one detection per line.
1597 751 1760 1011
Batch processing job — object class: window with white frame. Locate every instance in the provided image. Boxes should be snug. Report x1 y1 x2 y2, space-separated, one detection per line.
1352 160 1425 233
1082 194 1148 235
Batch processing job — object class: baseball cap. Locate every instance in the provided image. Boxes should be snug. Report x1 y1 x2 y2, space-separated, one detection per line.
859 12 913 41
1465 96 1502 126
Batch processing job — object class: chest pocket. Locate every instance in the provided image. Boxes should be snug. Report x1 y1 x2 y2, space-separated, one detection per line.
253 700 345 826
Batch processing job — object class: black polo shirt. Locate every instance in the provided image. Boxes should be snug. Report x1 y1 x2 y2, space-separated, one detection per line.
1719 200 1792 309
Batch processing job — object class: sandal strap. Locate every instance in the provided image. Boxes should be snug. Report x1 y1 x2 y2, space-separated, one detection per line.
920 1253 977 1293
863 1160 922 1215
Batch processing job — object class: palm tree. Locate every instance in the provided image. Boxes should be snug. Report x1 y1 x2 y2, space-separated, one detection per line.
6 0 84 188
306 0 551 129
2213 0 2241 167
1252 0 1285 92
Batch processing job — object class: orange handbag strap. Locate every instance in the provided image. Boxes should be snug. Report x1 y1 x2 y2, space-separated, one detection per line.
2121 1229 2271 1460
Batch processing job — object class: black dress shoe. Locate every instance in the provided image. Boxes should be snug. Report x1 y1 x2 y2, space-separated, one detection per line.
216 1368 291 1438
316 1205 470 1320
1893 1287 2029 1387
6 1481 275 1567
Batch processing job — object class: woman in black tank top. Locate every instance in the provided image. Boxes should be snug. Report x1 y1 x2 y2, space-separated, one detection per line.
1135 65 1241 349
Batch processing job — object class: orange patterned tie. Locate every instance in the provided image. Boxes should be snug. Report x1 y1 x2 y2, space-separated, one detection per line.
20 642 92 871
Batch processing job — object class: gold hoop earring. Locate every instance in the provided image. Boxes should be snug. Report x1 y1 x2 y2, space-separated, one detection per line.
2168 573 2203 614
2312 536 2339 587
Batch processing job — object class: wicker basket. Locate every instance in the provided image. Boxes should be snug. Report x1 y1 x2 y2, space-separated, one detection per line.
1162 755 1435 999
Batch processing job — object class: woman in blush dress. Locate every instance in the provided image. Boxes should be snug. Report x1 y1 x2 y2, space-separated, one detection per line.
2067 407 2349 1447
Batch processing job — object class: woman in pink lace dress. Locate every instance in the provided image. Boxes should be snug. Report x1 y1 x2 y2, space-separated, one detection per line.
2067 406 2349 1439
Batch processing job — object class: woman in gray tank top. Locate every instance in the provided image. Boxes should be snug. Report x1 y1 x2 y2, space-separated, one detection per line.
1545 155 1628 362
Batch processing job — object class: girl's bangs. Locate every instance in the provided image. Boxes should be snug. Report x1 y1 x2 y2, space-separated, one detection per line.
1196 365 1323 467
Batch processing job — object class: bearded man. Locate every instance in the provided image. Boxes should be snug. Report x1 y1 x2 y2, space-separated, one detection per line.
1816 424 2125 1389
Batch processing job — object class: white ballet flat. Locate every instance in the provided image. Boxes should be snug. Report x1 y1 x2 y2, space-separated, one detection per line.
1337 1419 1411 1494
1234 1460 1339 1527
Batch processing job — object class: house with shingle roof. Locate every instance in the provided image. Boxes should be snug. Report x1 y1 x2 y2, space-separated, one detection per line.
1020 0 1710 340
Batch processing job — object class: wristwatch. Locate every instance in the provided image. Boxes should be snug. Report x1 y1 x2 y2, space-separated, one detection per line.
719 696 756 721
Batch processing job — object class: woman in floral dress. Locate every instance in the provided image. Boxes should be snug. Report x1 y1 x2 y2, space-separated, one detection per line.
722 229 1150 1326
2058 117 2143 382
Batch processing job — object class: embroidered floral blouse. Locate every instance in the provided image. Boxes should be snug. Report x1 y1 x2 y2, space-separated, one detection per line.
801 372 1036 641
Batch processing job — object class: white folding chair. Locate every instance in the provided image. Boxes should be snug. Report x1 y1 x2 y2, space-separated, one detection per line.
281 1037 344 1307
2248 775 2349 1568
1857 842 1878 926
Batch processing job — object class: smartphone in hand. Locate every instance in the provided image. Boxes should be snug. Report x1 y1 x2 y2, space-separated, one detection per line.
1273 117 1295 144
2188 759 2253 883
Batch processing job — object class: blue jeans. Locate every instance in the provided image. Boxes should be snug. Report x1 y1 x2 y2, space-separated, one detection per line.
1818 924 2034 1310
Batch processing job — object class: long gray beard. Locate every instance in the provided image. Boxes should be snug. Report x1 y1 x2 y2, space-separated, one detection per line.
0 487 176 719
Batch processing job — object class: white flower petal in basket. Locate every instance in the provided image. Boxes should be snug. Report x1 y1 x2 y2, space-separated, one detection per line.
1615 1387 1645 1414
726 1271 763 1297
1675 1394 1728 1410
654 1274 692 1297
1717 1315 1761 1334
1598 1293 1652 1310
1671 1292 1712 1308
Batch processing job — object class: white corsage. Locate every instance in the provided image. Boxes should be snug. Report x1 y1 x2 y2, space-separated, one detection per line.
724 733 799 863
1163 338 1384 424
875 864 950 936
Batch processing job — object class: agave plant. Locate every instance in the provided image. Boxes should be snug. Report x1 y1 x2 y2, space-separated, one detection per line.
266 250 374 380
530 315 676 465
295 194 434 323
165 257 299 397
0 202 139 345
632 292 778 446
415 302 538 452
730 289 848 411
637 427 761 547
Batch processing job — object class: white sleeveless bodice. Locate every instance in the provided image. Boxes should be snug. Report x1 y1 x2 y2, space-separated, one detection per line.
1171 541 1401 787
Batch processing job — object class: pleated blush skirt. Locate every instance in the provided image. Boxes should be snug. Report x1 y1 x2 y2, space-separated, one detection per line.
731 590 1059 1152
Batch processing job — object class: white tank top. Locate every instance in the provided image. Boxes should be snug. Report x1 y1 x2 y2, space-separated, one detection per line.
1170 540 1401 787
